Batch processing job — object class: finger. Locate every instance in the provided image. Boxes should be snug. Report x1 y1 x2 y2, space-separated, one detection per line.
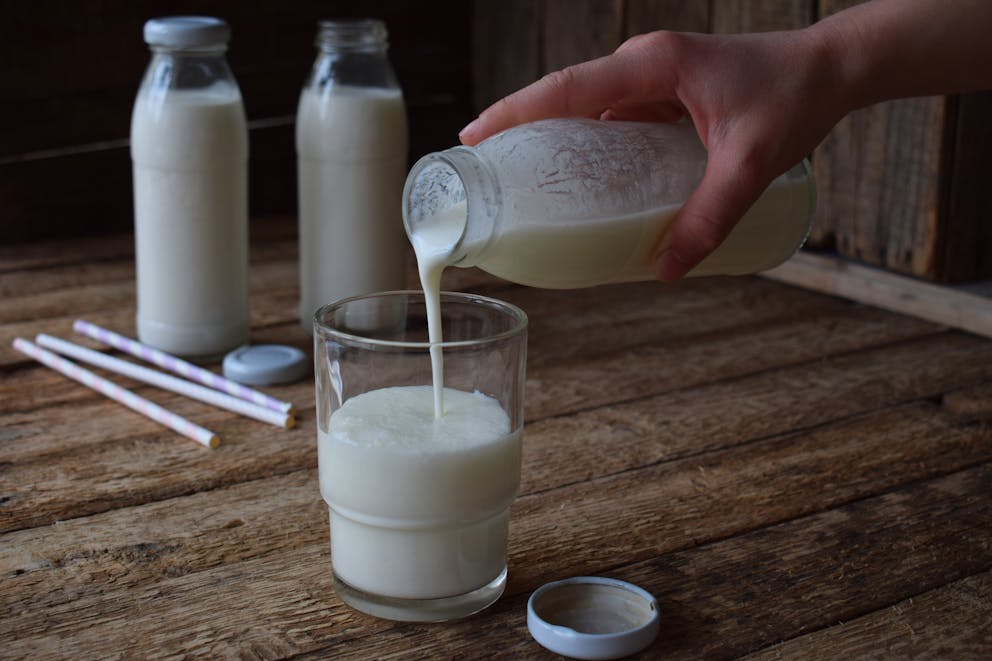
460 50 675 145
654 156 769 282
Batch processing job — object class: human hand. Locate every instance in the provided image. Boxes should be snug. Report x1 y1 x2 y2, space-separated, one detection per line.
459 29 848 281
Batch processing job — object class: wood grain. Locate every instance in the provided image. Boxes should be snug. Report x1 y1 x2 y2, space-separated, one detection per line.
710 0 813 33
747 570 992 659
3 222 992 656
764 250 992 338
541 0 625 74
942 91 992 281
471 0 541 112
3 407 988 657
624 0 709 35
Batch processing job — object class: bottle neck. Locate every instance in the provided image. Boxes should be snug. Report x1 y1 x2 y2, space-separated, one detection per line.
316 19 389 54
142 48 239 96
150 44 228 56
403 146 502 268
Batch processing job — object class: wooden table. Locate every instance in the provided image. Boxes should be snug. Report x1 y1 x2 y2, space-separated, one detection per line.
2 220 991 659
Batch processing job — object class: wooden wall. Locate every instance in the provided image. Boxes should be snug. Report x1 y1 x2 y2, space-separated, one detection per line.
0 0 472 242
472 0 992 283
3 0 989 283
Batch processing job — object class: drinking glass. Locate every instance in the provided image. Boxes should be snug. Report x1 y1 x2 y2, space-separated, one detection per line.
314 290 527 621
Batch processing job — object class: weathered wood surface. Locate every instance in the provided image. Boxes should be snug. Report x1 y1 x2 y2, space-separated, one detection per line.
764 250 992 338
1 220 991 658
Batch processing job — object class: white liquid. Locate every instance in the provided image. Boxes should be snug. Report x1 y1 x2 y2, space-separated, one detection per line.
416 175 813 290
131 87 249 357
296 85 408 332
410 214 463 418
319 385 520 599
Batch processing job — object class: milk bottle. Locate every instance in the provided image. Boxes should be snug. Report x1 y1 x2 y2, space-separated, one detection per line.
296 19 408 333
403 118 816 289
131 16 249 358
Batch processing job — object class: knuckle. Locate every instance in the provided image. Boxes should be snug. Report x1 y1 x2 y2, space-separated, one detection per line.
619 30 677 55
540 67 578 96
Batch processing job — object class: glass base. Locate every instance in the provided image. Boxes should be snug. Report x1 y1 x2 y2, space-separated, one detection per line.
333 565 507 622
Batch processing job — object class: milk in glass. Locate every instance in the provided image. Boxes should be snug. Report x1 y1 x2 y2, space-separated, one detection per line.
318 386 520 599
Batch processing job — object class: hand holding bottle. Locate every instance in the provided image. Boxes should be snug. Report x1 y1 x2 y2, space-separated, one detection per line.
459 0 992 282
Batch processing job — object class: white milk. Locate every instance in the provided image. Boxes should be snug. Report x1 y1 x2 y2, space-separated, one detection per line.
414 174 812 290
131 87 249 357
409 212 464 417
296 85 408 331
319 385 521 599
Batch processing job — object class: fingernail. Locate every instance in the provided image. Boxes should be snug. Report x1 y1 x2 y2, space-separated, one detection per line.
458 118 480 142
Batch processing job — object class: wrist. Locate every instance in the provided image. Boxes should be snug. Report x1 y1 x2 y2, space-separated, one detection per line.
804 10 877 115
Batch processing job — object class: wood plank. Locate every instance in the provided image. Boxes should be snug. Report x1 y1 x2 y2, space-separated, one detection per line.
0 217 295 275
710 0 813 33
541 0 625 74
0 259 300 364
2 408 989 657
748 570 992 659
0 283 936 434
471 0 540 112
1 315 984 534
523 331 992 492
942 382 992 421
623 0 709 35
764 250 992 338
942 91 992 281
811 1 949 280
300 464 992 659
0 268 827 368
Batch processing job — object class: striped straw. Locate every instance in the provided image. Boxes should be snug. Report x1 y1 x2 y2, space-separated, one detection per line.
12 338 219 449
36 334 295 430
73 319 294 414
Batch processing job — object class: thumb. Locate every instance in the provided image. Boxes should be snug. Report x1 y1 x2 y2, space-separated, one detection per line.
654 154 769 282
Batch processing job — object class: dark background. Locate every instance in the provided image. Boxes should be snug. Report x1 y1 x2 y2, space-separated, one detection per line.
0 0 474 241
2 0 989 282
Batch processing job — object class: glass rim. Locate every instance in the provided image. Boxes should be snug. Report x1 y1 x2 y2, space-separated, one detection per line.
313 290 528 349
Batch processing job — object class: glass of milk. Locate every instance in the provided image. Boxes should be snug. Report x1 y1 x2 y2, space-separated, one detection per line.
314 291 527 621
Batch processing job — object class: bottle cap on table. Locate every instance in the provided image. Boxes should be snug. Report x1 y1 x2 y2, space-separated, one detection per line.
223 345 308 386
527 576 660 660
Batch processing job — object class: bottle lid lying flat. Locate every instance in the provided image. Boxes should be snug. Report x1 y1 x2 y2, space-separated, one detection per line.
223 345 308 386
527 576 660 660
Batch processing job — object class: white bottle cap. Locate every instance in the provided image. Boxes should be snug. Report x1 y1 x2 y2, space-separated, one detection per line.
222 345 308 386
527 576 660 660
143 16 231 49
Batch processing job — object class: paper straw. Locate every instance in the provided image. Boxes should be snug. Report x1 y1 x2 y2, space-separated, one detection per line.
73 319 294 415
36 334 295 430
12 338 219 449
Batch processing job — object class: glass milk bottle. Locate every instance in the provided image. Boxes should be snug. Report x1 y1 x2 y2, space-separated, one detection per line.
403 119 816 289
296 19 409 332
131 16 249 358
